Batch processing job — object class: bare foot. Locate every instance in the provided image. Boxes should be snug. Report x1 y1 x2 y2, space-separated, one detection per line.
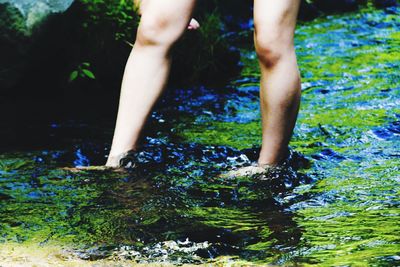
105 150 139 168
62 165 124 173
62 150 139 173
220 163 282 180
220 164 266 179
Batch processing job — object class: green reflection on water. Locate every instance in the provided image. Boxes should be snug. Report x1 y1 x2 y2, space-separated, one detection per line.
294 159 400 266
1 6 400 266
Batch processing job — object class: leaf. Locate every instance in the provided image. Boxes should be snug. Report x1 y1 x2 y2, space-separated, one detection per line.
82 62 90 67
69 70 78 82
141 216 161 225
82 69 96 79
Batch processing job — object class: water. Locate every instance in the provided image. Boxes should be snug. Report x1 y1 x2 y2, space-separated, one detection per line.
0 7 399 266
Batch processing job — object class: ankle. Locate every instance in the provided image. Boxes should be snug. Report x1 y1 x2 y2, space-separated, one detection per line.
106 149 137 168
105 155 121 168
258 150 288 167
108 146 138 159
257 160 280 168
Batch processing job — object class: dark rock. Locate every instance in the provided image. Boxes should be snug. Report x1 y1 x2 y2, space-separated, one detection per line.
0 3 29 94
0 192 13 200
313 0 366 13
373 0 398 8
196 0 253 31
298 0 321 21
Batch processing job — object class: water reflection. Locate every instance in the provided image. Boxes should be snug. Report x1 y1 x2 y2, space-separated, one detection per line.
1 6 400 266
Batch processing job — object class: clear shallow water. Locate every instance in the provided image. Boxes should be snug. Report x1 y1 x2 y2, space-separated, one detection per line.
0 7 399 266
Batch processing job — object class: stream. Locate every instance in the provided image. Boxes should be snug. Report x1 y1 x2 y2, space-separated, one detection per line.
0 6 399 266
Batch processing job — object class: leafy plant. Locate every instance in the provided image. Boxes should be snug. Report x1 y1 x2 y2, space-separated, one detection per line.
69 62 96 82
79 0 139 42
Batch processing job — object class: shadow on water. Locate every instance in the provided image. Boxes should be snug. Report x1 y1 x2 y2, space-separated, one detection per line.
1 6 400 266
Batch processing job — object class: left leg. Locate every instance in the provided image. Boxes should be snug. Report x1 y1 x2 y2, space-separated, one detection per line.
134 0 200 30
254 0 301 166
106 0 197 167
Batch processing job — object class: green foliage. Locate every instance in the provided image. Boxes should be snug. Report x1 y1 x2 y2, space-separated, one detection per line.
0 3 28 39
171 10 241 86
0 4 30 90
80 0 139 41
69 62 96 82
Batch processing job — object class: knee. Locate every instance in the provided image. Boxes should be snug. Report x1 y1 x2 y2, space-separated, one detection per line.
136 17 177 49
254 26 293 68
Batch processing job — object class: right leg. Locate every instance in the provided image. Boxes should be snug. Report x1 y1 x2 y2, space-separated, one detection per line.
106 0 197 167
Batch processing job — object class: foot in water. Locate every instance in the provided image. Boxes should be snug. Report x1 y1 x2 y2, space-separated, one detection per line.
105 150 139 168
220 163 285 180
220 150 293 180
63 150 139 172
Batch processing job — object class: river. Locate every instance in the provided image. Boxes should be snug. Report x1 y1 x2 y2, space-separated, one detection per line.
0 6 399 267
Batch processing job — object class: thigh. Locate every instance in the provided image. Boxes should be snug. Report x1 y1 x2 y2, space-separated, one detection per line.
253 0 300 40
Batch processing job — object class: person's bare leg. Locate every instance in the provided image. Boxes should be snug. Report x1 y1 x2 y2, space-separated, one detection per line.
135 0 199 30
254 0 301 166
106 0 196 167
